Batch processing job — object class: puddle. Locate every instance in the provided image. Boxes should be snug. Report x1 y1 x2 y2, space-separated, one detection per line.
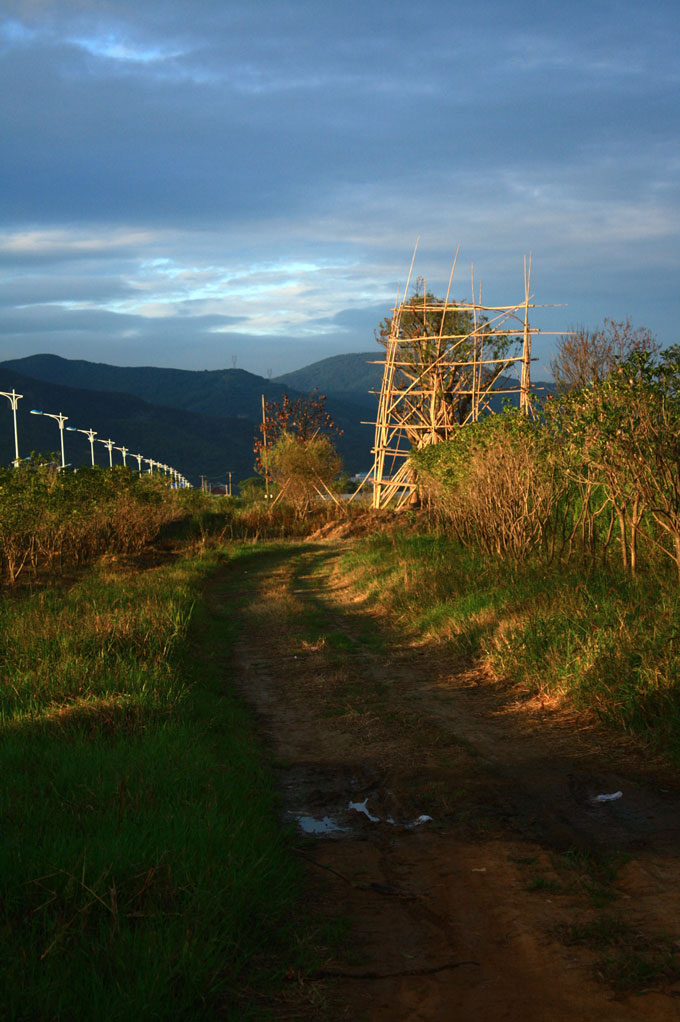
348 799 433 828
294 813 346 835
290 797 434 837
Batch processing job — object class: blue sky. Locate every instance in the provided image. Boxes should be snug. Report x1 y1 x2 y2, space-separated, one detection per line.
1 0 678 377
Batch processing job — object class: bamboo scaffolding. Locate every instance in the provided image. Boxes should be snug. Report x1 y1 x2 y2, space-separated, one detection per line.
370 253 557 510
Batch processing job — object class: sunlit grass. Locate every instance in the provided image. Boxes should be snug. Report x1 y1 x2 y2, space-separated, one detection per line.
341 532 680 761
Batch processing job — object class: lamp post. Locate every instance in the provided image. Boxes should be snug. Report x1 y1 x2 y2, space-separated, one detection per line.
115 445 129 468
66 426 97 466
97 438 115 468
30 408 68 468
0 389 22 466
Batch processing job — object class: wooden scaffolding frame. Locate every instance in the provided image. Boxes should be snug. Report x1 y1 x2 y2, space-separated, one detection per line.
369 253 559 510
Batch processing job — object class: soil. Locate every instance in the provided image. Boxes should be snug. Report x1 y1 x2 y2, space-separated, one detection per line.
214 540 680 1021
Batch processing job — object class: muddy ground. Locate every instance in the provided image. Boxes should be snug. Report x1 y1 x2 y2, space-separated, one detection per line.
215 541 680 1021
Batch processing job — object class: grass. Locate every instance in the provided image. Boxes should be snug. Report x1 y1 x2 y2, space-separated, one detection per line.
339 531 680 762
559 913 680 992
0 548 309 1019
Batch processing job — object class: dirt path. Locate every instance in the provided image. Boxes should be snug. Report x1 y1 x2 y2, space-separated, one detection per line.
215 542 680 1021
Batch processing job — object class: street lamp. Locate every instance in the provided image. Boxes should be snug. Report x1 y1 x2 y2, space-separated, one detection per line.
66 426 97 466
30 408 68 468
97 437 115 468
0 389 22 466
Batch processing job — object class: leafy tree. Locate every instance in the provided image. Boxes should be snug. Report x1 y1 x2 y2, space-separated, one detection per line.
238 476 266 502
375 280 516 443
544 344 680 576
600 348 680 578
267 433 341 515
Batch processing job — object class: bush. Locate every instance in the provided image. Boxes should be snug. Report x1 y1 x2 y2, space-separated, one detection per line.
0 458 185 583
411 410 558 560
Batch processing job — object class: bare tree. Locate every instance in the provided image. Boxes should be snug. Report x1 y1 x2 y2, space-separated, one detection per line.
551 318 659 394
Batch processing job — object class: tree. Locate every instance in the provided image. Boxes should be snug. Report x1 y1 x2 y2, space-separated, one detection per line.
254 391 341 477
551 318 659 394
604 347 680 579
238 476 266 502
267 432 341 515
375 280 516 440
544 344 680 577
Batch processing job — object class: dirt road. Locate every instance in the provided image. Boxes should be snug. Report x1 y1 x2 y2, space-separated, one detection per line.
215 542 680 1020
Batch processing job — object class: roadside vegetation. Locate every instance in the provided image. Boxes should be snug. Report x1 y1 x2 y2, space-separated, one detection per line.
0 537 317 1019
341 322 680 761
0 459 349 1018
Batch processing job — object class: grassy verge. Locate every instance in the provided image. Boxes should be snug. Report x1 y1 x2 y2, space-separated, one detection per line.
0 549 304 1019
340 532 680 763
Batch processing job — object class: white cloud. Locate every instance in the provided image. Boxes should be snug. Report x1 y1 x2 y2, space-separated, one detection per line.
68 33 185 64
0 228 157 257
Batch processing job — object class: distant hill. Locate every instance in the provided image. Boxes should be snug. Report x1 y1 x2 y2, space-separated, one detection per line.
274 351 381 410
0 367 261 487
1 354 294 419
0 353 554 485
0 355 375 482
273 350 555 411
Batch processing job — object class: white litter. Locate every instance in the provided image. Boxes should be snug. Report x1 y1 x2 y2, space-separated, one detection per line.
346 801 433 827
591 791 623 803
348 799 381 822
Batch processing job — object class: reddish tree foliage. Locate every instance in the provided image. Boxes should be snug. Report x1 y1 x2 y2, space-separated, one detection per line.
253 391 342 475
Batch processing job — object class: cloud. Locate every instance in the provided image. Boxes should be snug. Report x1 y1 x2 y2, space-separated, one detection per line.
0 228 157 261
0 0 678 375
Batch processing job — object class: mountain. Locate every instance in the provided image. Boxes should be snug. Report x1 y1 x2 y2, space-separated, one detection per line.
1 354 292 419
0 367 261 487
1 355 376 423
273 351 381 410
0 355 375 482
0 352 554 486
273 351 556 409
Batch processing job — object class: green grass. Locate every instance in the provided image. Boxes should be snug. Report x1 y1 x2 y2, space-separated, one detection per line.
340 531 680 762
560 913 680 992
0 549 307 1019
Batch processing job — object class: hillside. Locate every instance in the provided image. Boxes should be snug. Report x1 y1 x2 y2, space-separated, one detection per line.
0 357 374 484
273 351 380 410
0 368 260 487
0 353 554 486
0 353 376 423
274 350 555 411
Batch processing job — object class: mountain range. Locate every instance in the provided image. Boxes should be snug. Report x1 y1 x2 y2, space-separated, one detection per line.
0 353 380 486
0 352 553 488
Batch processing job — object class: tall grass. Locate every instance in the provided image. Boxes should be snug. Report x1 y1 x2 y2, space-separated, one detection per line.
0 551 303 1019
341 532 680 762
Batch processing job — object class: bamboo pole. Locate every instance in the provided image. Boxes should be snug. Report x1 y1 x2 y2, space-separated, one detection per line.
520 253 533 415
261 394 271 501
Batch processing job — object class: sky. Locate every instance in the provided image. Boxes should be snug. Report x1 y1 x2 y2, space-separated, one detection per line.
1 0 678 379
